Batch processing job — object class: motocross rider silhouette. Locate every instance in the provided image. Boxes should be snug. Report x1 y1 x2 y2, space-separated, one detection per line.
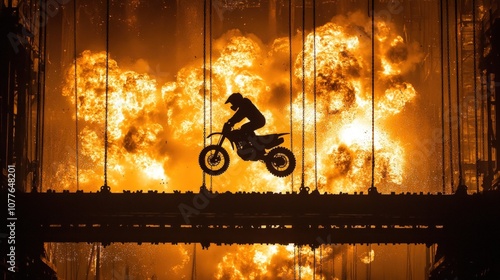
198 93 295 177
225 93 266 136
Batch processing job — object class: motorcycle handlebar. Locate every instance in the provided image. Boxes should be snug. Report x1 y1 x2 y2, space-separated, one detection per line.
223 122 233 131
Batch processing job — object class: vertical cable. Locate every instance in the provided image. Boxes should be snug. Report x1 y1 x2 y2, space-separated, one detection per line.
406 245 412 280
440 0 446 193
289 0 294 192
352 245 357 279
37 0 48 192
191 244 197 280
350 245 354 278
41 0 47 191
293 245 296 280
202 0 207 186
370 0 376 189
445 0 454 193
74 0 79 191
96 243 101 280
35 0 41 191
313 247 316 279
313 0 318 191
298 245 302 280
209 0 213 192
209 0 213 138
480 70 486 182
320 245 323 277
480 71 486 172
333 245 336 277
472 0 479 192
103 0 110 188
301 0 306 186
454 0 463 186
485 9 494 189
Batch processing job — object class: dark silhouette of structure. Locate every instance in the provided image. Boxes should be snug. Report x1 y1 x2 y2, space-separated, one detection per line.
14 189 500 279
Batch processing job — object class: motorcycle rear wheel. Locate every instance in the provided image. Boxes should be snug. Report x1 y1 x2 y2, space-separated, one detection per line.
265 147 296 177
199 145 230 176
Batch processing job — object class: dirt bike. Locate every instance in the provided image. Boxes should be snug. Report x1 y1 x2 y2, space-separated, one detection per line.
199 123 296 177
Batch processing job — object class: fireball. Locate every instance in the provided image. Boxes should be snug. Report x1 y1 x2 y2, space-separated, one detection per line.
55 10 420 279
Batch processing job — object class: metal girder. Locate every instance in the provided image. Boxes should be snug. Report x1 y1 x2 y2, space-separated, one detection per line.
12 190 500 247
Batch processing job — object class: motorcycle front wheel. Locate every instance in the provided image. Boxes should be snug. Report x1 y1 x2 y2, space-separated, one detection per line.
199 145 230 176
265 147 296 177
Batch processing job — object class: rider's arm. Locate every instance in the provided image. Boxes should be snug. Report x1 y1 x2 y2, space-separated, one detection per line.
227 109 245 126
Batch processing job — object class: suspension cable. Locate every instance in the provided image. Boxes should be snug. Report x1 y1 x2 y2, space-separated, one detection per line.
35 0 47 192
74 0 79 191
454 0 464 187
480 71 486 177
320 245 323 277
480 64 487 188
209 0 213 192
370 0 376 190
473 0 479 192
298 245 302 280
406 244 413 280
301 0 306 187
333 245 336 276
352 245 357 279
103 0 110 189
209 0 212 134
313 0 318 191
289 0 294 192
313 247 316 279
202 0 207 187
445 0 454 193
440 0 445 193
191 244 197 280
40 0 48 191
293 244 296 280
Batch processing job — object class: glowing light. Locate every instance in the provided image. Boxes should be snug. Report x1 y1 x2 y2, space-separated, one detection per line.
382 58 401 76
57 10 421 278
61 50 170 190
360 249 375 264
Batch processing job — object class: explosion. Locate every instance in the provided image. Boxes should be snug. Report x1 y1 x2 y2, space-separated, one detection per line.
215 244 333 279
59 50 169 190
54 10 421 279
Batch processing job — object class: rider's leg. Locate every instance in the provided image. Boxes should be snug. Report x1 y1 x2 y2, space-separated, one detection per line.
241 117 265 136
240 123 256 137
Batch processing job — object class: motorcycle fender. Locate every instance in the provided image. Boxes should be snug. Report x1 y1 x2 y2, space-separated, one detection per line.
265 137 284 149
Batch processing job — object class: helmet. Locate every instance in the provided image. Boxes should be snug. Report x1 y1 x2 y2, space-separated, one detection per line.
225 92 243 111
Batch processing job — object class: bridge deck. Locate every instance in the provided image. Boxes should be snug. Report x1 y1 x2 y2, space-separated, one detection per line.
12 189 500 247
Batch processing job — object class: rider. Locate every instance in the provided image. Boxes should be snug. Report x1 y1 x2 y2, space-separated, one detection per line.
225 92 266 136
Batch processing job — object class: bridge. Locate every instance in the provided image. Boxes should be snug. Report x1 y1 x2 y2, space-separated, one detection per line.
16 187 500 247
10 187 500 279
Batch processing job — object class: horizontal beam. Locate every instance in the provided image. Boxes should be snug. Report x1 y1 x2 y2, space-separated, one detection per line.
10 189 500 246
29 226 449 247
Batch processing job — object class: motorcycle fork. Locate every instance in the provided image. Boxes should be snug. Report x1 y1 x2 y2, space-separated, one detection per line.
217 135 226 146
211 136 226 158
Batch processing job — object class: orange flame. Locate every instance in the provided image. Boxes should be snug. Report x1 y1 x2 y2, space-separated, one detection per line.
56 11 420 278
